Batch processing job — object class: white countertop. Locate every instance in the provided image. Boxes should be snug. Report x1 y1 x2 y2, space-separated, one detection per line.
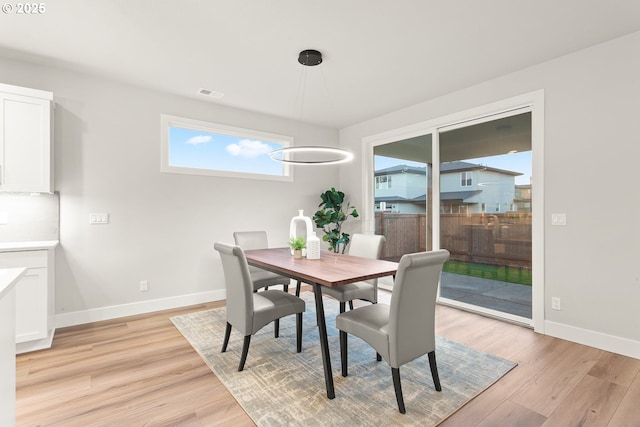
0 268 26 300
0 240 59 252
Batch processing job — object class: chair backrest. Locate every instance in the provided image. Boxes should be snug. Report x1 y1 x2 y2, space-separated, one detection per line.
347 233 386 259
388 249 450 367
233 231 269 250
233 231 270 274
214 242 254 335
347 234 386 285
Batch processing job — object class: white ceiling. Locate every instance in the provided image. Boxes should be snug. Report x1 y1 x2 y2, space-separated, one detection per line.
1 0 639 129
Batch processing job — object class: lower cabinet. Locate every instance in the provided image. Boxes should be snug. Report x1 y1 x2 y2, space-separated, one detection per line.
0 249 55 353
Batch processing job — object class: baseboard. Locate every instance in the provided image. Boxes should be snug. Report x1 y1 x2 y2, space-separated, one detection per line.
545 320 640 360
16 328 56 354
55 289 226 328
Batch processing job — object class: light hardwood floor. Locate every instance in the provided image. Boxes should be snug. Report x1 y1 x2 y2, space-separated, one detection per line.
16 289 640 426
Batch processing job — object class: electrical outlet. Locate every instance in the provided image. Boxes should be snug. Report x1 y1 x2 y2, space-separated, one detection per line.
140 280 148 292
551 297 561 310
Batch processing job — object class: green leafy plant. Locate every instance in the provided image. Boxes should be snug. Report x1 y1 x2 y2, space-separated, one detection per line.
312 187 359 253
289 236 307 250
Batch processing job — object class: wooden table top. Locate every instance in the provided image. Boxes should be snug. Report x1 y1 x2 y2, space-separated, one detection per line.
244 247 398 288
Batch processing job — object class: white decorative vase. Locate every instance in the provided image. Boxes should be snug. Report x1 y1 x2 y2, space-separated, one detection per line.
289 209 314 257
306 232 321 260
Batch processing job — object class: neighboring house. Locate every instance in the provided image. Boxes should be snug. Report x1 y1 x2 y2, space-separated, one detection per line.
514 184 532 212
375 161 523 214
374 165 428 214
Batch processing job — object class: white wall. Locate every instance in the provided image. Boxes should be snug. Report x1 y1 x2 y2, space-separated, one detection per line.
340 31 640 358
0 57 339 324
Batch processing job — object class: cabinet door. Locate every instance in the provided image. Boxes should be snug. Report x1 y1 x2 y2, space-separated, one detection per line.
15 268 48 343
0 92 52 193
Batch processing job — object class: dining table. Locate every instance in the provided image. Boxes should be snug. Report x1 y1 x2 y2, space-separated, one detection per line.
244 247 398 399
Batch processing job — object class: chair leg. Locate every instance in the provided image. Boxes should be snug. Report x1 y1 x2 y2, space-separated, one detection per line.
348 300 354 311
296 312 302 353
391 367 406 414
274 319 280 338
340 331 348 377
221 322 232 353
428 351 442 391
238 335 251 371
339 302 346 313
295 280 301 296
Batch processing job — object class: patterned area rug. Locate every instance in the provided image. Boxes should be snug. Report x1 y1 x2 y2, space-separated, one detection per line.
171 292 516 426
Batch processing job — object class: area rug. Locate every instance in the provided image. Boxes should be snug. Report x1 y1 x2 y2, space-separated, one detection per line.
171 292 516 426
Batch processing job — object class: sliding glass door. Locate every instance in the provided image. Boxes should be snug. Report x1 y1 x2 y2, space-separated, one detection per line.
370 109 535 326
438 112 532 323
373 134 432 262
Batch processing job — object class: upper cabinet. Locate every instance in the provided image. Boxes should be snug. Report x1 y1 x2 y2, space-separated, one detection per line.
0 83 53 193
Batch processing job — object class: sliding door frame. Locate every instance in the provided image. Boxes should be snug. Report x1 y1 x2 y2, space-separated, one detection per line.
362 90 545 333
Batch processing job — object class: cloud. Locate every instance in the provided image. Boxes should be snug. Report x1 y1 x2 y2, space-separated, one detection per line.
185 135 212 145
226 139 272 158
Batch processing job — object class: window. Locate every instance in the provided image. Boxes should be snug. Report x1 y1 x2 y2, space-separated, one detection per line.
461 172 472 187
161 114 293 181
375 175 392 189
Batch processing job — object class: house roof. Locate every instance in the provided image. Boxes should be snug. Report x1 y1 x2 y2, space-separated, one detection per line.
374 196 411 203
379 190 482 203
440 190 483 201
376 161 522 176
440 161 522 176
375 165 427 176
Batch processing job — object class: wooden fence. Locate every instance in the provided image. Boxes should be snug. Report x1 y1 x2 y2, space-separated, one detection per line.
375 212 532 268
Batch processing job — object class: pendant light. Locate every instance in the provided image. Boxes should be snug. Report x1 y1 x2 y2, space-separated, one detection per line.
269 49 354 166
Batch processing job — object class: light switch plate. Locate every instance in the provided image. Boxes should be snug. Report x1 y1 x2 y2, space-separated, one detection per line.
551 213 566 226
89 213 109 224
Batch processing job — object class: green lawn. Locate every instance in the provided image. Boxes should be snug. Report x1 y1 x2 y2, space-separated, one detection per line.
443 260 532 286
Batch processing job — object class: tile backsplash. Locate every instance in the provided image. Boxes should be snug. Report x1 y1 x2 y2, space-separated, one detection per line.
0 192 59 242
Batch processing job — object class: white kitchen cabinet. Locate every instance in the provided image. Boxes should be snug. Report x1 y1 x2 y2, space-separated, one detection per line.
0 83 53 193
0 244 57 353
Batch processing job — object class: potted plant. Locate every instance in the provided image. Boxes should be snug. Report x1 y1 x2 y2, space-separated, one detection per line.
289 236 307 259
313 187 359 253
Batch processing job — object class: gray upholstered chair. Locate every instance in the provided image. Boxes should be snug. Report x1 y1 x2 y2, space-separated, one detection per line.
322 233 386 313
233 231 292 293
336 249 450 414
214 242 305 371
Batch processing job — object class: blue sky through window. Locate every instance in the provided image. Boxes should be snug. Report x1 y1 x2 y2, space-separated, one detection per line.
168 126 285 176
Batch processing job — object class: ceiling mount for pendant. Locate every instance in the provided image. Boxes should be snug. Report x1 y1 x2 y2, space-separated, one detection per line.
298 49 322 66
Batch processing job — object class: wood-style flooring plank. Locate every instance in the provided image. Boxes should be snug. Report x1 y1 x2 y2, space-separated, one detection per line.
607 372 640 427
476 400 546 427
542 374 627 427
510 342 602 417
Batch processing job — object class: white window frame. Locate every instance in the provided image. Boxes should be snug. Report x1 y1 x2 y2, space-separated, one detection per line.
461 171 472 187
375 175 392 189
160 114 294 182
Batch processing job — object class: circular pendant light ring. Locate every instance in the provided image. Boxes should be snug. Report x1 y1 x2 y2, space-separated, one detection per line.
269 146 353 165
